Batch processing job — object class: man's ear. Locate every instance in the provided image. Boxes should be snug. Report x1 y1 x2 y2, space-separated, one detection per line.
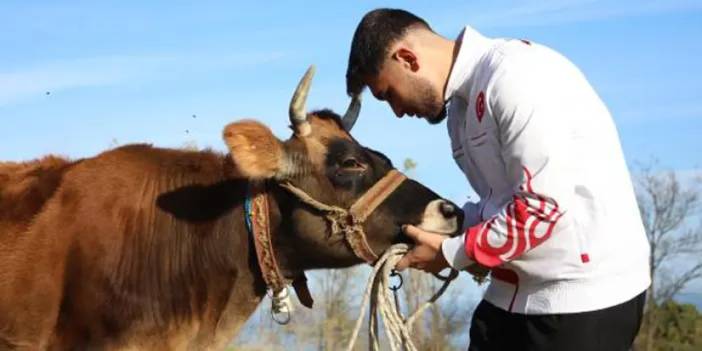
393 47 419 72
222 120 286 179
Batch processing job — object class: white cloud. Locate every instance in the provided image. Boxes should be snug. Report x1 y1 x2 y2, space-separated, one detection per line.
0 51 287 106
463 0 702 29
615 100 702 123
630 163 702 176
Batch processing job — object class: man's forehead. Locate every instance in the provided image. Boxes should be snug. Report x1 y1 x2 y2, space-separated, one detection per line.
363 73 387 100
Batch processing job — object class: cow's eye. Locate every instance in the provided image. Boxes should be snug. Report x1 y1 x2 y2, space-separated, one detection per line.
341 157 364 170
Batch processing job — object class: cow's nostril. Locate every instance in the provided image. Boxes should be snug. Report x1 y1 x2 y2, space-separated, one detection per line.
439 201 458 218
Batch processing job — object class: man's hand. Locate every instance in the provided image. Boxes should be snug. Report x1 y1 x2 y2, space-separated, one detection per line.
395 225 450 274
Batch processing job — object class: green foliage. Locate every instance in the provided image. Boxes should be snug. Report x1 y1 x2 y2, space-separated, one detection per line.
654 301 702 350
635 300 702 350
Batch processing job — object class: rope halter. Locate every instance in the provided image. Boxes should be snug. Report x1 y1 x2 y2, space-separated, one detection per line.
279 169 407 264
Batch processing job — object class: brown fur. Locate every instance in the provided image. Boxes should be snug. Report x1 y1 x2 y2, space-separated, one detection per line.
298 112 354 170
0 145 265 350
0 156 75 241
223 120 285 179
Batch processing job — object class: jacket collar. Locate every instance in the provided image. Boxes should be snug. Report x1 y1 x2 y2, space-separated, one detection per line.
444 26 495 102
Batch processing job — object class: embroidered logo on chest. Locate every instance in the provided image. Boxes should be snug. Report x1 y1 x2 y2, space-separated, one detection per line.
475 91 486 123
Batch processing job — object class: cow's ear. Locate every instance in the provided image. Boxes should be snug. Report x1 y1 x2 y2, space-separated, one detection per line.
223 120 286 179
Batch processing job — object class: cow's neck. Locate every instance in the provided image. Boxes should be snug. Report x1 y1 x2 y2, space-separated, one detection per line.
199 180 300 345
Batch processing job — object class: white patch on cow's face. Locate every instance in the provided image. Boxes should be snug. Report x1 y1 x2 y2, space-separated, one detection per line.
417 199 459 235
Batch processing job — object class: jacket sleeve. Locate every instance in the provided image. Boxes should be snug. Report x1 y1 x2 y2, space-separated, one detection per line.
442 57 572 270
462 201 481 231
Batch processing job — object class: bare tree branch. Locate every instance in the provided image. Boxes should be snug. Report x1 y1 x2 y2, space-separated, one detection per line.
635 164 702 307
655 263 702 303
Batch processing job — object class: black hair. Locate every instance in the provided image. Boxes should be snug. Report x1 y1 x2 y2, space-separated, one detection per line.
346 8 432 96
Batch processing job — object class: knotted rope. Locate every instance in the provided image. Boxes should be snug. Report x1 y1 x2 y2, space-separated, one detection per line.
345 244 457 351
278 181 379 263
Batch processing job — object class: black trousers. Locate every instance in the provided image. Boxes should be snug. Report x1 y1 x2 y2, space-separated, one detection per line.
468 291 646 351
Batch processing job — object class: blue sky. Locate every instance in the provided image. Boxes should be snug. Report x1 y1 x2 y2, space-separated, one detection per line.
1 0 701 293
2 1 700 199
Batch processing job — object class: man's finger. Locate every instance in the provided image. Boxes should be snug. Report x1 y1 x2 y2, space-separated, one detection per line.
395 253 413 271
402 225 424 242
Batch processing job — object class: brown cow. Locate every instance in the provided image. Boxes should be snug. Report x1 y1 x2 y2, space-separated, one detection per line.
0 66 462 350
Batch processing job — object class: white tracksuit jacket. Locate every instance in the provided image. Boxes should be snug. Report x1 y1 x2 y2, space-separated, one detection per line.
440 26 650 314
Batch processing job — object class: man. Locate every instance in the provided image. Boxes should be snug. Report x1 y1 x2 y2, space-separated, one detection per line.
346 8 650 350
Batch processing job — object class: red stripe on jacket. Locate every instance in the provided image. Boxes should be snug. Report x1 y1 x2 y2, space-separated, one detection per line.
464 167 564 267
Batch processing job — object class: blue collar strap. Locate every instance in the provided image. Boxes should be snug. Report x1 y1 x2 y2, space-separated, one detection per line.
244 192 253 235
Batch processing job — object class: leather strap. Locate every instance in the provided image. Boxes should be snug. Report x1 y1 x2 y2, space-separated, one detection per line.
248 181 315 309
349 169 406 222
248 180 287 293
346 170 406 263
292 274 314 308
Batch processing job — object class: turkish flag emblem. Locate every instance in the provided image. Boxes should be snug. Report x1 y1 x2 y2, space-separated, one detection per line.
475 91 485 123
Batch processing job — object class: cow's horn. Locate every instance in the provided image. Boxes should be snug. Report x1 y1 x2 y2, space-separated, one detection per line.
289 65 315 136
341 94 361 132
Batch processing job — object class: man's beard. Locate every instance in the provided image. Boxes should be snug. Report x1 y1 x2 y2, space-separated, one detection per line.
410 75 448 125
427 105 448 125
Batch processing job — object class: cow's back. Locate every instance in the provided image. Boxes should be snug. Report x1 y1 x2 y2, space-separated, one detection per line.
0 145 264 350
0 156 75 239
